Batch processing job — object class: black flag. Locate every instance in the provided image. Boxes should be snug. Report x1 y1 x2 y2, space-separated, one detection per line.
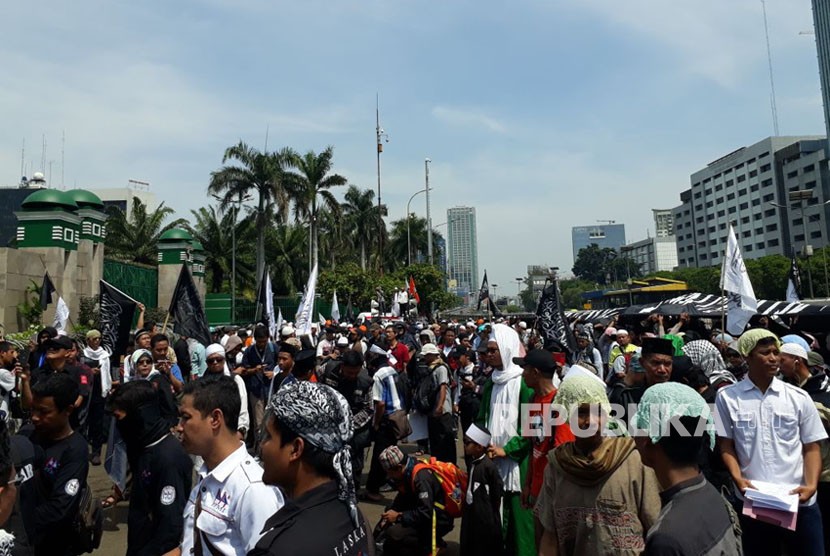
785 253 802 302
40 272 56 310
345 297 355 324
477 271 490 311
168 265 211 346
99 281 137 358
535 279 577 359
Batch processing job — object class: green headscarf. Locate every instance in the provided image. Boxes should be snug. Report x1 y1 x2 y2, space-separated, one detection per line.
662 334 685 356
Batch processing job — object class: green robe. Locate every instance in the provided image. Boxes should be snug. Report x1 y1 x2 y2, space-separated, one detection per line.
475 377 536 556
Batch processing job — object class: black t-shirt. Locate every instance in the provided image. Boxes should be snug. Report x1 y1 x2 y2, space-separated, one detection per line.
644 474 740 556
21 430 89 556
127 434 192 556
250 481 373 556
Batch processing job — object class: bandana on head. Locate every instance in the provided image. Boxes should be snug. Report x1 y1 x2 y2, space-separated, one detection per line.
737 329 780 357
266 381 358 525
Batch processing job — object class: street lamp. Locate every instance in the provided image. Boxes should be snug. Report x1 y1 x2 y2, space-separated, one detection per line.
515 277 523 295
425 158 433 265
769 190 830 298
492 284 499 306
406 187 433 266
212 193 252 324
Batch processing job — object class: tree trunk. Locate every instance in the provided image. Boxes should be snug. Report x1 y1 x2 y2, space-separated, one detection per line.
360 240 366 271
312 195 319 271
256 195 265 285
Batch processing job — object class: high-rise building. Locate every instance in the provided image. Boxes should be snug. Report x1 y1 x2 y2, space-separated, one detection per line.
446 206 479 297
673 135 829 268
571 223 626 261
812 0 830 146
652 209 674 238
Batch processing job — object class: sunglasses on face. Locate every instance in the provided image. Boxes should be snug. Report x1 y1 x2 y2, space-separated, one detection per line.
207 357 225 364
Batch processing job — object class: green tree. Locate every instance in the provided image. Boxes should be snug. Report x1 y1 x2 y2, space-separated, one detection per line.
341 185 379 271
264 223 308 295
386 216 444 270
208 142 293 284
284 146 348 272
572 243 639 285
188 205 256 293
105 197 187 264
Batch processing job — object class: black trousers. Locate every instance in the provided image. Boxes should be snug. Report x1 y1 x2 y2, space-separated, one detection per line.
384 521 453 556
350 426 372 490
366 419 398 493
87 377 106 452
428 412 456 464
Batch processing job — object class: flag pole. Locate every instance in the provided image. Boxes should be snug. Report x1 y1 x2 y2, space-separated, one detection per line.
720 233 727 333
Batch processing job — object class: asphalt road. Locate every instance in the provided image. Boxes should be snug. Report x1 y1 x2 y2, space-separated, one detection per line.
89 438 463 555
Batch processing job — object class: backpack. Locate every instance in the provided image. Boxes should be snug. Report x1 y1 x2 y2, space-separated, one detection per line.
412 361 440 414
71 481 103 553
410 456 468 518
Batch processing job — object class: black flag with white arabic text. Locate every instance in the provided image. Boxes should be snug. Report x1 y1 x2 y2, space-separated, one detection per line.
535 279 577 360
477 272 490 311
786 253 802 302
168 265 212 346
99 281 137 358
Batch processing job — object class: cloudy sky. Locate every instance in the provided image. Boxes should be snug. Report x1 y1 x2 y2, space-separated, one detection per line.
1 1 826 290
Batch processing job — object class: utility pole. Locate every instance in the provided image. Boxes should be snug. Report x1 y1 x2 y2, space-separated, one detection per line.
425 158 433 265
375 95 388 274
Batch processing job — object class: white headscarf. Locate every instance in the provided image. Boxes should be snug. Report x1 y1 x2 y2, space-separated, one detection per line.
487 324 524 492
205 343 231 375
130 349 159 381
83 342 112 397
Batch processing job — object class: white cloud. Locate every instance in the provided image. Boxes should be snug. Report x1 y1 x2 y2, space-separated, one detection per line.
432 105 507 133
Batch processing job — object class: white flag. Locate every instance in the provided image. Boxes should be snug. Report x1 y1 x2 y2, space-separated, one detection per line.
295 262 318 337
53 296 70 333
331 290 341 323
264 274 277 340
785 279 800 303
720 225 757 335
275 308 284 339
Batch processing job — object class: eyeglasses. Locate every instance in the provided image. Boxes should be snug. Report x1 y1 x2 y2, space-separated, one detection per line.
206 357 225 364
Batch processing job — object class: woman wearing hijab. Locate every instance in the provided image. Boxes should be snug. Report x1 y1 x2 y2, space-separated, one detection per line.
251 381 373 555
476 323 535 556
536 374 661 556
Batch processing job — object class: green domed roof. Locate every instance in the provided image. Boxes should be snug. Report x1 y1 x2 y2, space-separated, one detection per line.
191 241 204 251
21 189 79 211
159 228 193 242
65 189 104 209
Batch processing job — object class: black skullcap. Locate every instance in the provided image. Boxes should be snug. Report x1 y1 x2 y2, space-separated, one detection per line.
641 337 675 358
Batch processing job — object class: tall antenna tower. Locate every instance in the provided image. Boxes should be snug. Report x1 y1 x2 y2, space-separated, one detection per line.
20 138 25 179
61 130 65 189
761 0 781 136
40 134 47 174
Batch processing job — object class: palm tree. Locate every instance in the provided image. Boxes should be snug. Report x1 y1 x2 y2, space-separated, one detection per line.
264 223 308 294
386 216 444 271
189 205 256 293
342 185 378 271
104 197 187 265
208 141 293 284
284 146 348 272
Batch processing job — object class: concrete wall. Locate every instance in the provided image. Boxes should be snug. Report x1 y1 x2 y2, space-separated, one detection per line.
0 237 103 333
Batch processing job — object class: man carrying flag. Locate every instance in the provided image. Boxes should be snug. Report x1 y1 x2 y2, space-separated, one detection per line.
721 224 758 335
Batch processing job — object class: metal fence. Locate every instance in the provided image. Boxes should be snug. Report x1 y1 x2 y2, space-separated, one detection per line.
103 259 158 308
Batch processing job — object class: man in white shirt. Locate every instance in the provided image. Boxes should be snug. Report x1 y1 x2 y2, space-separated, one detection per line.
715 328 827 556
0 342 19 423
177 376 283 555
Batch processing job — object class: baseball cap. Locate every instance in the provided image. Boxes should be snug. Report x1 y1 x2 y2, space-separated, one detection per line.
512 349 559 374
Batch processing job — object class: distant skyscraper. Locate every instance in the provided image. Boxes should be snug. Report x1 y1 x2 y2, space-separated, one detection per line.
813 0 830 146
446 207 479 296
571 223 626 261
652 209 674 238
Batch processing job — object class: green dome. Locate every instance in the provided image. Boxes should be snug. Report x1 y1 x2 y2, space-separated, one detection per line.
65 189 104 209
191 241 204 252
159 228 193 242
21 189 79 211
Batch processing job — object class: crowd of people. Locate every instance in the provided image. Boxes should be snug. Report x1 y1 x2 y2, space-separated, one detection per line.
0 309 826 555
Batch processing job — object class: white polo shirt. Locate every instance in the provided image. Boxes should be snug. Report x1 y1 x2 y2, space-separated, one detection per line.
715 376 827 505
181 443 284 555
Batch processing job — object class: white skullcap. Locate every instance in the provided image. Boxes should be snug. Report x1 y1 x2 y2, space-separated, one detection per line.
616 329 629 336
465 424 491 447
781 342 808 362
205 343 225 358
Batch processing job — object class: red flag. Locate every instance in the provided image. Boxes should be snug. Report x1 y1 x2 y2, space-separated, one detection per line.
409 276 420 304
